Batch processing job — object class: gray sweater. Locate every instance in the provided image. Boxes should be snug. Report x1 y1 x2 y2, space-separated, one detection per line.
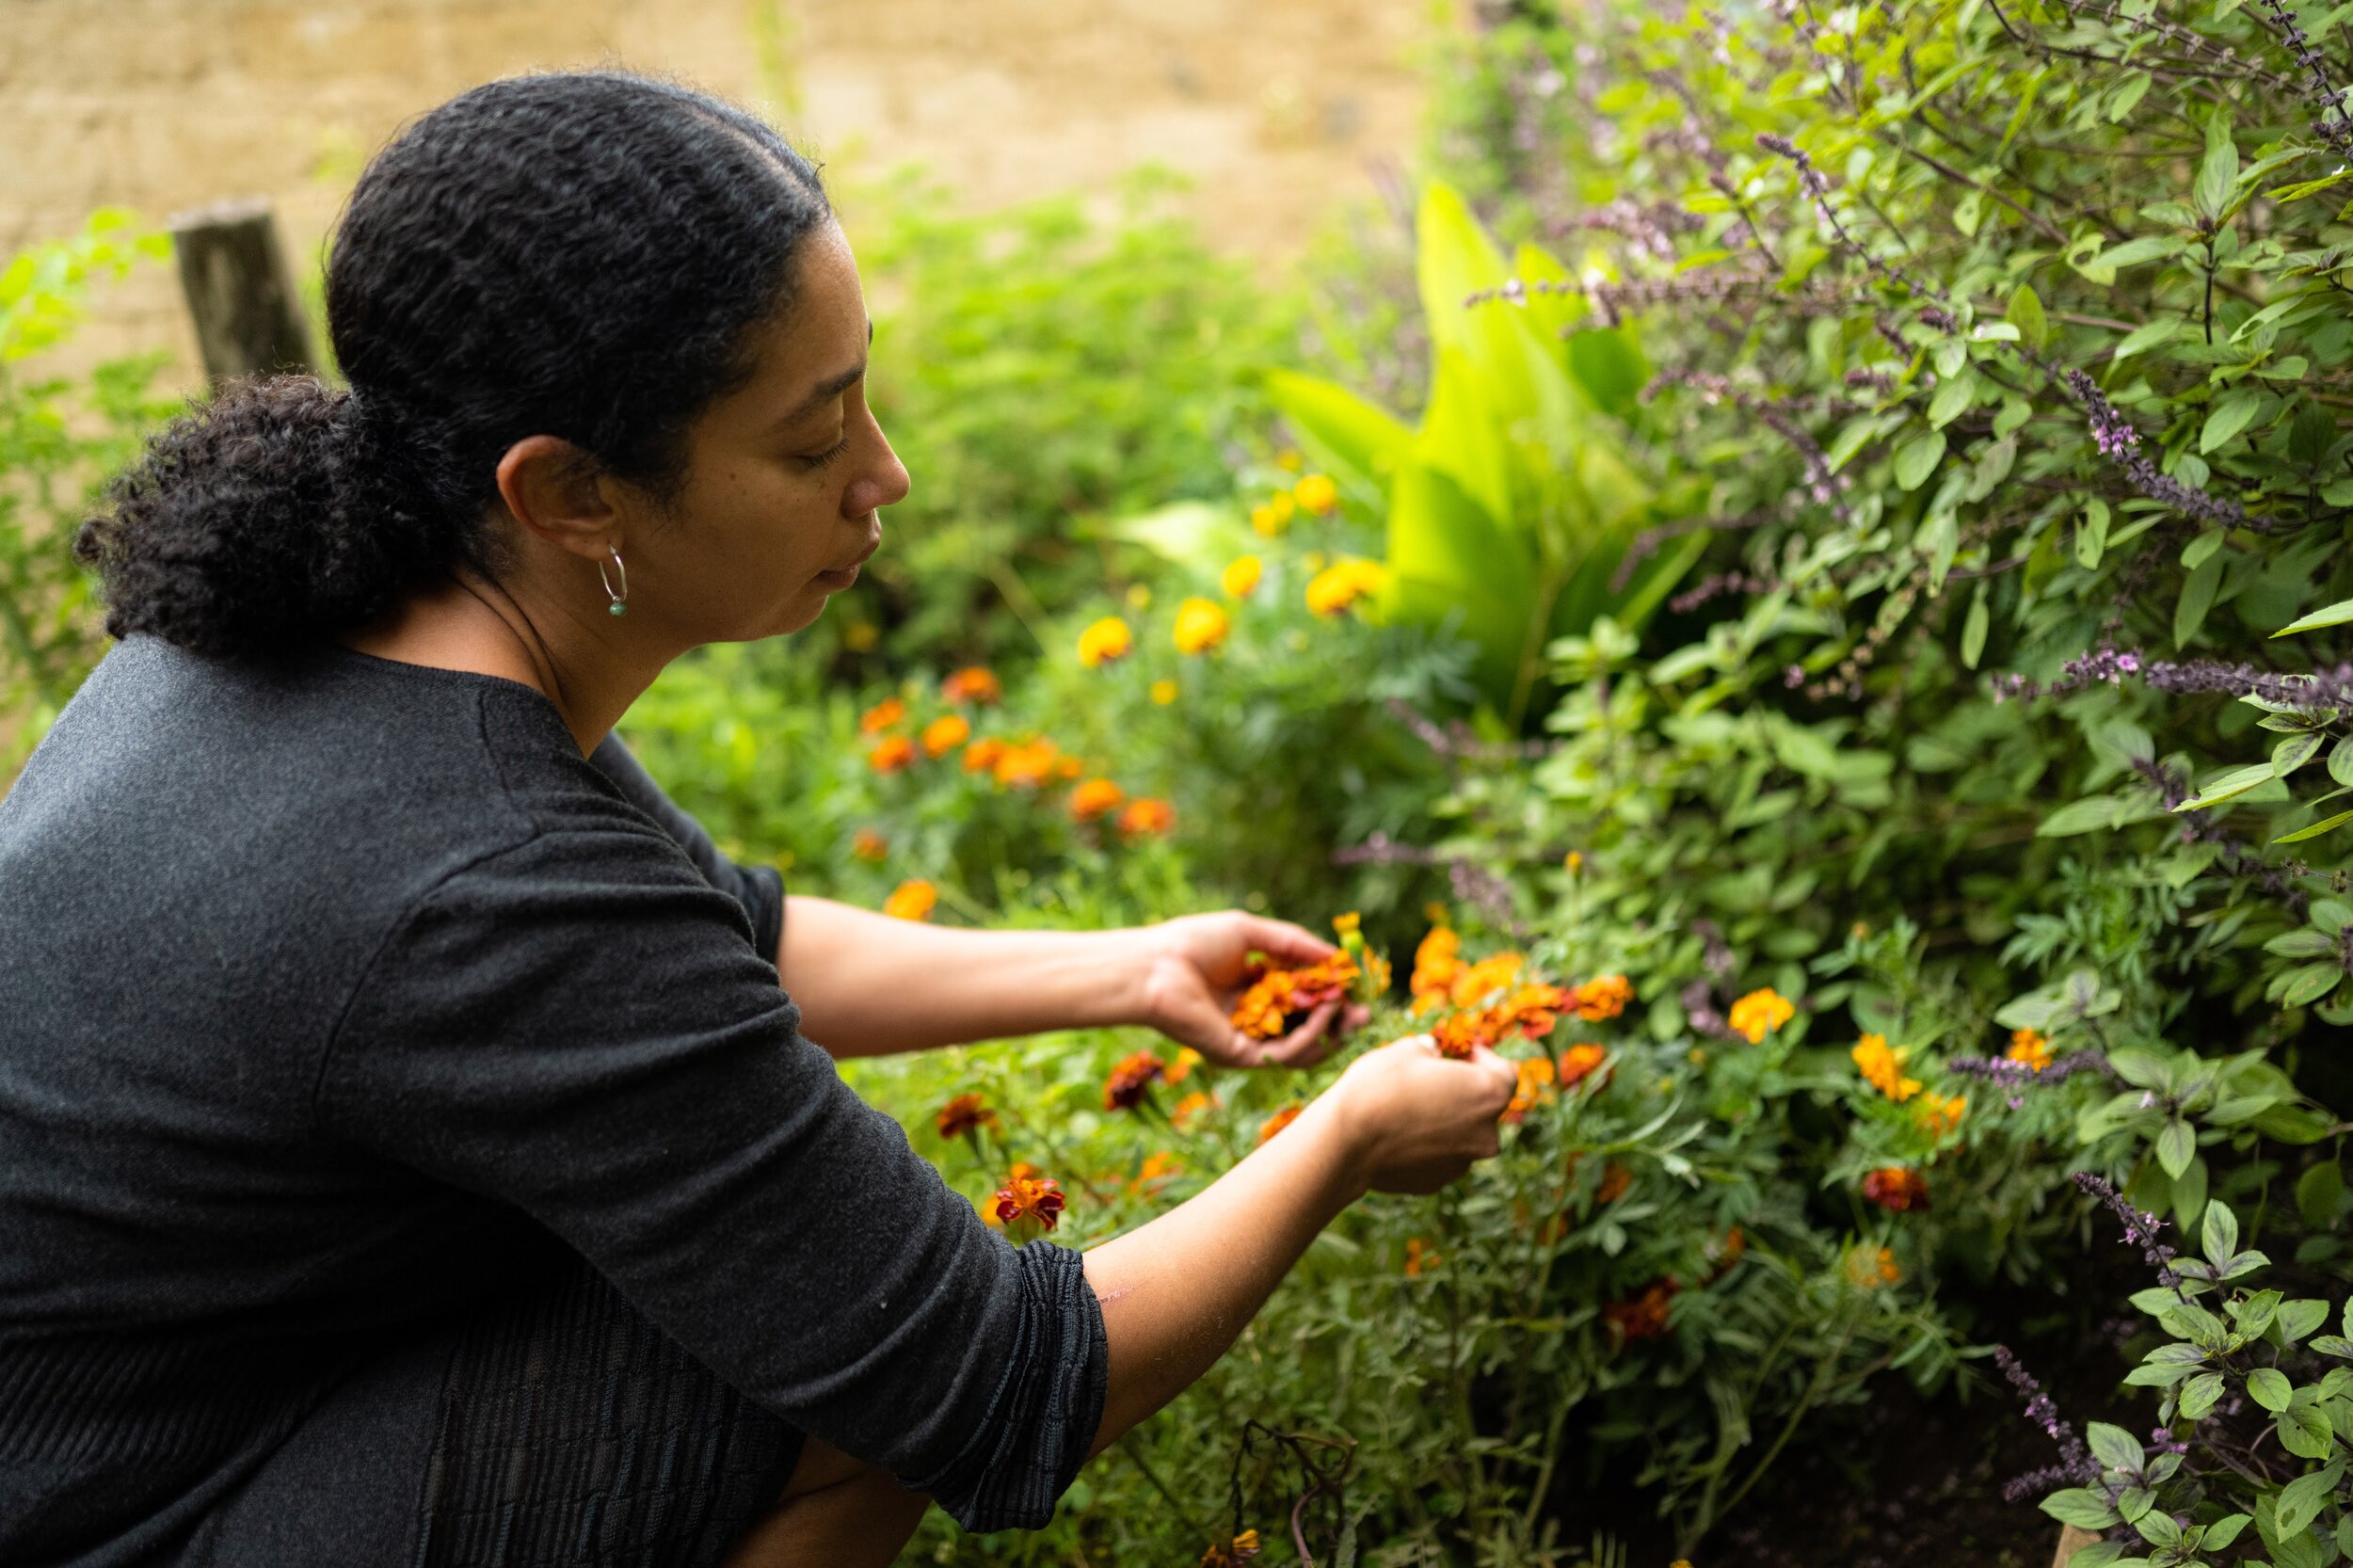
0 636 1106 1564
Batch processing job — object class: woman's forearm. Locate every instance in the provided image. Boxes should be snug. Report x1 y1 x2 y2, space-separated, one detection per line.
777 894 1151 1056
1080 1091 1369 1455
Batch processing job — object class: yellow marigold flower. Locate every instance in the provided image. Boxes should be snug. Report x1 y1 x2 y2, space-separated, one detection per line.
1293 472 1340 515
841 619 879 652
858 696 906 733
1257 1103 1305 1144
1070 777 1125 821
1727 987 1795 1043
2007 1028 2052 1072
941 665 1001 705
1165 1047 1202 1085
1202 1529 1264 1568
920 713 970 758
1150 679 1179 706
1403 1237 1441 1276
1305 557 1385 616
1173 596 1230 655
935 1093 997 1141
1850 1033 1922 1103
1126 584 1152 610
1077 616 1133 667
1847 1245 1902 1288
1222 554 1264 598
1250 491 1296 537
850 827 888 863
882 879 937 921
867 735 917 774
1563 850 1584 874
1449 952 1525 1007
1411 926 1465 1006
1117 796 1176 838
1916 1091 1966 1137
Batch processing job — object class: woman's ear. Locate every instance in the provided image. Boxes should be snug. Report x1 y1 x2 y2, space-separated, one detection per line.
493 435 622 560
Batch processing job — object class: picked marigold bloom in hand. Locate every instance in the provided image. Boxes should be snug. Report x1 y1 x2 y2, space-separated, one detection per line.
1558 1042 1609 1089
1229 952 1359 1039
1403 1237 1440 1277
993 1172 1066 1231
882 879 937 921
1102 1050 1166 1111
858 696 906 733
1118 796 1176 838
1069 777 1125 822
1200 1529 1262 1568
961 735 1008 774
1569 973 1633 1021
920 713 970 758
1915 1091 1966 1138
1603 1278 1679 1343
1077 616 1133 667
1221 554 1263 598
850 827 888 863
935 1093 997 1141
1851 1033 1922 1103
1173 597 1230 655
1501 1055 1557 1123
867 734 917 774
1727 986 1796 1043
940 665 1001 705
1305 557 1385 616
1256 1103 1303 1144
1861 1166 1929 1211
1293 472 1340 515
2007 1028 2052 1072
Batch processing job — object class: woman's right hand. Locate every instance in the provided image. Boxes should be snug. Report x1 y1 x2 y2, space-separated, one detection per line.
1325 1033 1518 1194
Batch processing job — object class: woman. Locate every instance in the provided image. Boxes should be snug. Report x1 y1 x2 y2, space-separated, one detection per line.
0 72 1516 1567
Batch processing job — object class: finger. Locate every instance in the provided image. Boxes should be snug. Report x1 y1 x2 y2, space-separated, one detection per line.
1262 1000 1340 1068
1244 914 1337 963
1328 1002 1372 1040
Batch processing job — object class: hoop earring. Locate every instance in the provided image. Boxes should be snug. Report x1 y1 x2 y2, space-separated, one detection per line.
598 547 629 618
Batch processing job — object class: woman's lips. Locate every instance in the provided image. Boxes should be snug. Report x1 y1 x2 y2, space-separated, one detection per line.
813 563 860 590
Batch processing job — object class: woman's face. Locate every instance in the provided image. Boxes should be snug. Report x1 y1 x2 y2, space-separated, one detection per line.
629 219 909 643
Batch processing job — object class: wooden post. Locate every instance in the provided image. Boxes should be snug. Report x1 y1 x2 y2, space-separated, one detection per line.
168 199 316 383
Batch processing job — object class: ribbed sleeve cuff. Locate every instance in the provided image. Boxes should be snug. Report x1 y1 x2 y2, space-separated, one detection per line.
917 1241 1108 1533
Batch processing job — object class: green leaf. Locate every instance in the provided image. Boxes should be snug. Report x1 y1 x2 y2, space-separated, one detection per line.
2274 598 2353 637
2198 116 2241 218
2176 549 2223 648
2087 1420 2145 1471
2042 1487 2123 1528
1263 370 1414 495
2277 729 2328 777
2078 497 2112 568
2202 388 2263 453
2206 1513 2250 1549
2203 1200 2240 1266
2177 761 2276 809
1894 429 1946 490
2010 283 2049 350
2278 1460 2347 1536
2279 1299 2331 1344
1929 370 1976 428
2298 1161 2345 1228
1962 585 1989 670
2181 1370 2226 1418
2275 808 2353 844
2280 1398 2338 1459
2249 1367 2296 1411
2113 317 2184 360
2091 235 2187 271
2158 1118 2197 1178
2183 529 2226 570
2333 736 2353 787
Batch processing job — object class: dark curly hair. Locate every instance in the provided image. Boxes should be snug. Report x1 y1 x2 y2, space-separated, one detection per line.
76 72 831 658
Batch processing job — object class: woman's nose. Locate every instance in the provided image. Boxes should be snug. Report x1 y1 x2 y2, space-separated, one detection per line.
846 429 911 517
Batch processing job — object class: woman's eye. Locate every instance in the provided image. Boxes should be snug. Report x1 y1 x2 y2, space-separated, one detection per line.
800 436 852 471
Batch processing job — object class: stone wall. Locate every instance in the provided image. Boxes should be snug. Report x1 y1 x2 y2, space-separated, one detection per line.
0 0 1435 387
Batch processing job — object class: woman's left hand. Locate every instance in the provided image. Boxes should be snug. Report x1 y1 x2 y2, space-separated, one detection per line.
1129 911 1371 1069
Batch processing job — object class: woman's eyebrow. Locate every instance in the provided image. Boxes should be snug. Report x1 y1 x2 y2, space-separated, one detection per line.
776 321 876 426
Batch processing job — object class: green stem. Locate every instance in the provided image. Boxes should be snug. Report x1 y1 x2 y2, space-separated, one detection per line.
1700 1322 1856 1546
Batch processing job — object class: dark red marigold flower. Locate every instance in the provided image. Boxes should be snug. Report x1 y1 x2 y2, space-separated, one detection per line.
1862 1166 1929 1212
994 1174 1066 1231
936 1093 998 1141
1603 1278 1680 1343
1103 1050 1167 1111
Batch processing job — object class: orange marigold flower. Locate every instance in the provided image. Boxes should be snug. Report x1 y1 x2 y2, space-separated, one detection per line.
1846 1245 1903 1288
1558 1042 1609 1090
1501 984 1569 1040
1221 554 1263 598
2007 1028 2052 1072
859 696 906 733
1449 952 1526 1007
1410 926 1465 1011
850 827 888 863
1433 1011 1495 1061
941 665 1002 705
1164 1048 1202 1085
1594 1161 1633 1205
1705 1226 1747 1280
962 736 1009 774
1201 1530 1263 1568
936 1093 998 1141
1130 1149 1183 1191
1070 777 1125 821
1604 1278 1680 1343
1305 557 1385 616
1173 597 1230 655
868 734 917 774
1118 796 1176 838
882 879 937 921
1257 1103 1304 1144
1403 1237 1441 1277
1916 1091 1966 1138
921 713 971 758
993 1173 1066 1231
1862 1166 1930 1212
1293 472 1340 515
1850 1033 1922 1103
1077 616 1133 667
1569 973 1633 1021
1727 986 1796 1043
1501 1054 1558 1124
991 738 1064 788
1171 1090 1216 1128
1103 1050 1166 1111
1229 952 1359 1039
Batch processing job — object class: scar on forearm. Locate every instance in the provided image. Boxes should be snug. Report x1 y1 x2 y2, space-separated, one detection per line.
1092 1285 1135 1308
